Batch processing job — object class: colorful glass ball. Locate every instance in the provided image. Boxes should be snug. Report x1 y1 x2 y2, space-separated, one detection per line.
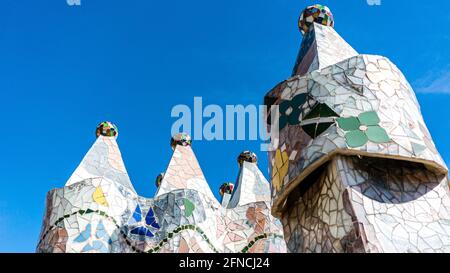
96 121 118 138
170 133 192 150
298 4 334 35
219 183 234 197
237 151 258 166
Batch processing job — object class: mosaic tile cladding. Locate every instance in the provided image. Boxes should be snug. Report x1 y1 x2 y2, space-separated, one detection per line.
37 128 286 253
265 5 450 252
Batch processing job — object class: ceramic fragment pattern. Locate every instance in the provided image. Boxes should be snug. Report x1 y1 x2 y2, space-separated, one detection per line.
37 133 286 253
265 11 450 252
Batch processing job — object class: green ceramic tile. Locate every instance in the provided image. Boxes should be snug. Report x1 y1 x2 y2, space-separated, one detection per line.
276 115 287 131
318 103 339 117
279 100 291 116
304 103 338 119
290 93 307 107
315 122 334 137
287 107 301 125
301 123 317 138
337 117 360 131
358 111 380 126
302 121 334 139
183 198 195 217
345 130 368 147
366 125 390 143
303 104 321 119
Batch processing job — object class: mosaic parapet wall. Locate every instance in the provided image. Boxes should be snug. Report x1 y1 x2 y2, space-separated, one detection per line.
37 129 286 253
265 5 450 252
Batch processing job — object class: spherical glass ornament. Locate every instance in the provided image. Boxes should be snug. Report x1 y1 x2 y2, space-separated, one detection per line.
170 133 192 150
155 172 164 188
96 121 118 138
298 4 334 35
219 182 234 197
237 151 258 166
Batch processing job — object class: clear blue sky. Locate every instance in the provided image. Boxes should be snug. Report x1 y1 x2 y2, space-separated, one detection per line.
0 0 449 252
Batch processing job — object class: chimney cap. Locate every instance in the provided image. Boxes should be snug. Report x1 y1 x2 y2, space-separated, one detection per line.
96 121 118 138
219 182 234 197
298 4 334 35
237 151 258 166
170 133 192 150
